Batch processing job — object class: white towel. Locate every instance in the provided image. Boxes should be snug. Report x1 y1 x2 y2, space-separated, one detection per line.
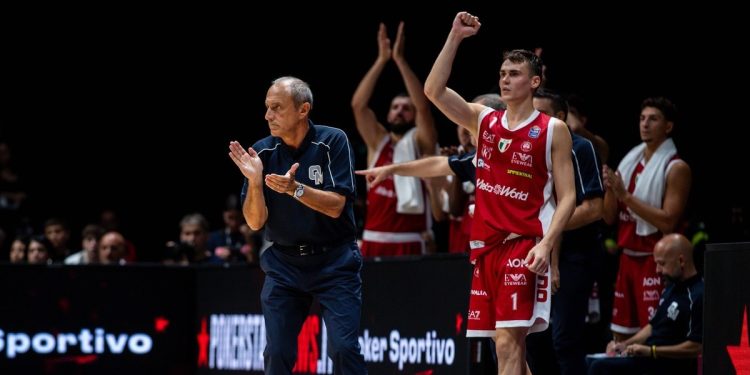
393 128 425 214
617 138 677 236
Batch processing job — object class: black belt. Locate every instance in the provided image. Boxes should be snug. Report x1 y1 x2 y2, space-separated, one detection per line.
274 243 338 257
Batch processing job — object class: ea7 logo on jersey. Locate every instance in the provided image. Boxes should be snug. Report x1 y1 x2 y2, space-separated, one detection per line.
482 131 495 143
468 310 481 320
308 165 323 185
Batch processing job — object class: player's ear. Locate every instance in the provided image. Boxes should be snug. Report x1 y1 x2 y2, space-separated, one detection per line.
530 75 541 90
298 102 311 118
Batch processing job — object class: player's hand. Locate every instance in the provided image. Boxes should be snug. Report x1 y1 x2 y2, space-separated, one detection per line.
228 141 264 185
606 340 627 357
265 163 299 195
392 21 406 62
625 344 649 357
603 165 627 200
377 23 392 63
440 145 460 156
452 12 481 38
524 242 551 275
355 166 391 186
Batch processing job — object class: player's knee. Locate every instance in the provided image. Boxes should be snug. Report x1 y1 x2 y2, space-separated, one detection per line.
494 332 524 359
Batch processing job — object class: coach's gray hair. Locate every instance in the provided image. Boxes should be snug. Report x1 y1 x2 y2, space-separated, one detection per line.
272 76 313 110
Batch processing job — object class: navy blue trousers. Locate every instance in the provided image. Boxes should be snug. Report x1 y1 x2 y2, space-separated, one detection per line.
587 356 696 375
552 251 596 375
259 242 367 375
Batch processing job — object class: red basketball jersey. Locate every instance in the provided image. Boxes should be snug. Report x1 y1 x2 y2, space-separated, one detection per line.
470 108 557 261
364 137 428 234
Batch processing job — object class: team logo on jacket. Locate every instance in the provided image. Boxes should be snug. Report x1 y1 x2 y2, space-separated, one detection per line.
498 138 512 153
528 126 541 139
667 302 679 320
309 165 323 185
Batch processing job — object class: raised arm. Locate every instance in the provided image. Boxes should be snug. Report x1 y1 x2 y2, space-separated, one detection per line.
424 12 486 135
392 21 437 156
351 23 391 158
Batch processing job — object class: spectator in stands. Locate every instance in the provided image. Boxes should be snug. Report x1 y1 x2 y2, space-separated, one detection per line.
164 213 220 265
99 208 137 262
43 218 73 262
8 235 29 263
98 231 128 265
27 235 52 265
207 207 248 262
64 224 105 265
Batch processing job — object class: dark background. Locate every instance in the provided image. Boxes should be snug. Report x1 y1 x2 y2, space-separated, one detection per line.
2 4 744 257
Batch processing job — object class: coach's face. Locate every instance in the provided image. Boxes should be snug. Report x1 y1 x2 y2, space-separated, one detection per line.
265 83 306 139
